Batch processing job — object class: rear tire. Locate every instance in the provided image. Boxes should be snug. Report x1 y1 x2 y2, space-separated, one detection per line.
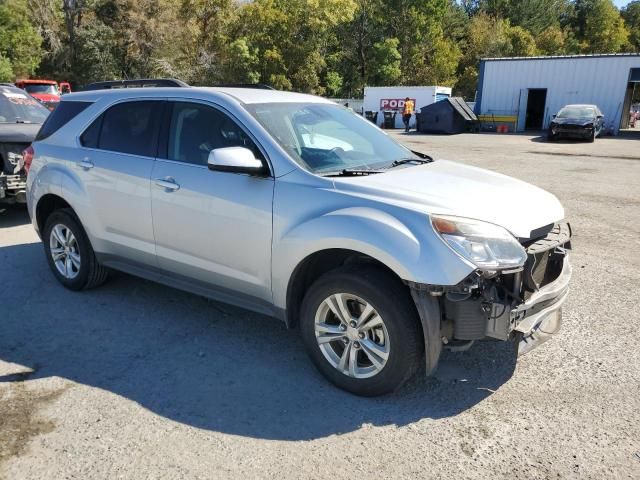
43 209 109 291
300 265 423 396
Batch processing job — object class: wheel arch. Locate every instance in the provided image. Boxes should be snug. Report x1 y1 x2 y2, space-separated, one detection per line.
35 193 75 234
284 248 410 329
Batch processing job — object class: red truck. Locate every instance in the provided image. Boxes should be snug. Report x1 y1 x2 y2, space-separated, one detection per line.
14 79 71 110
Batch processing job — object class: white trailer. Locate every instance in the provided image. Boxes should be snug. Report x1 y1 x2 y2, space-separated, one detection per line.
363 86 452 129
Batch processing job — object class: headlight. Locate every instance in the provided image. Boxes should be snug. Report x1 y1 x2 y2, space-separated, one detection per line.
431 215 527 270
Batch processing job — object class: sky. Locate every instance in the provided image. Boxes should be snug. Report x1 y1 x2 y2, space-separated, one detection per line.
615 0 631 8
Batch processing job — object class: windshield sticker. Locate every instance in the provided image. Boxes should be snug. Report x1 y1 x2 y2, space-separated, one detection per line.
2 92 39 106
2 91 28 99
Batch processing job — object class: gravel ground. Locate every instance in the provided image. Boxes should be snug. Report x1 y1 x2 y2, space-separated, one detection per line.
1 132 639 479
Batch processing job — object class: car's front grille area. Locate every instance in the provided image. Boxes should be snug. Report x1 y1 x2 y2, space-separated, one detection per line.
522 223 571 298
558 124 586 131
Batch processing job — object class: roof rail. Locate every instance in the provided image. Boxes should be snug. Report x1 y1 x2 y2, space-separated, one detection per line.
213 83 275 90
81 78 189 91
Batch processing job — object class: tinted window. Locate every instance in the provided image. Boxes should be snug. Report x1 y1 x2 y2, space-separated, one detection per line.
99 101 162 157
167 102 261 166
35 101 91 140
80 116 102 148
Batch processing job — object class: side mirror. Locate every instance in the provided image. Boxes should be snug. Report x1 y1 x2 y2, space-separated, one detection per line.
207 147 267 176
552 114 556 118
597 114 604 119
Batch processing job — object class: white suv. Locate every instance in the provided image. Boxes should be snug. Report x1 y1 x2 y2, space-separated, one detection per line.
26 87 572 396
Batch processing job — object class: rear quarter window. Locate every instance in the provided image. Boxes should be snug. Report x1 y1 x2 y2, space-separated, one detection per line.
35 101 93 141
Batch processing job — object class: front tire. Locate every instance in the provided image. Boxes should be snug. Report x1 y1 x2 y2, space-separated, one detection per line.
43 209 109 291
300 266 423 396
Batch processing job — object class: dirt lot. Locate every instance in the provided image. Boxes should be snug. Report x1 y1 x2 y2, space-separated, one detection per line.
1 132 639 479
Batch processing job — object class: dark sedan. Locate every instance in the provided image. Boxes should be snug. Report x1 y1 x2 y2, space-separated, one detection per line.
0 84 49 204
548 104 604 142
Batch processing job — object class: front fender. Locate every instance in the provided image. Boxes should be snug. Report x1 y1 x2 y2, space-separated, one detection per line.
271 205 474 310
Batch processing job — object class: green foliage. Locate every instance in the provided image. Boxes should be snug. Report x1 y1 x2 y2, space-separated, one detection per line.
370 38 402 85
536 25 568 55
621 1 640 51
0 0 43 78
571 0 629 53
505 25 539 56
324 71 343 97
0 54 13 82
481 0 570 35
5 0 633 100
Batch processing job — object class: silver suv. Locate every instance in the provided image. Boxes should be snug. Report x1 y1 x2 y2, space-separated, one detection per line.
26 87 572 396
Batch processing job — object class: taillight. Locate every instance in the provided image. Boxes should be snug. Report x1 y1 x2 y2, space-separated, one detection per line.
23 145 34 175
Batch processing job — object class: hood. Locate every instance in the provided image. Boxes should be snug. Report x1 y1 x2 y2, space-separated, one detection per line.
0 123 41 143
333 160 565 239
30 93 60 103
552 116 594 125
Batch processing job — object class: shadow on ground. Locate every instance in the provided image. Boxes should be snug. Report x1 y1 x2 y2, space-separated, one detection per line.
0 205 30 228
0 241 517 441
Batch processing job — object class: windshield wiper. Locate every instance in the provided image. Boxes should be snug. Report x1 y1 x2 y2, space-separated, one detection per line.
387 157 432 168
386 150 434 169
322 168 385 177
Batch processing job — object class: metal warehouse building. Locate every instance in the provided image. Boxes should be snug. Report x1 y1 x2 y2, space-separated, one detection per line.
475 53 640 135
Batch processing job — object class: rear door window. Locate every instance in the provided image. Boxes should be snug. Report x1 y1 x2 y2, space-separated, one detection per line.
96 101 163 157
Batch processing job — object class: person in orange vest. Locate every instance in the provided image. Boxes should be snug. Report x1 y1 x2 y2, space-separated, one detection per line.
402 97 415 133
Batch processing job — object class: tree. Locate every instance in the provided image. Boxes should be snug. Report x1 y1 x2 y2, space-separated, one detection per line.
481 0 570 35
221 38 260 84
0 54 13 82
238 0 357 94
571 0 629 53
369 38 401 85
536 25 567 55
455 13 510 98
0 0 43 78
505 25 538 56
622 1 640 51
324 71 343 97
380 0 454 85
334 0 384 95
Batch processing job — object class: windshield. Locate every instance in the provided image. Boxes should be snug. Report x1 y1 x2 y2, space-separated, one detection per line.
246 102 418 174
0 88 50 123
24 84 58 95
557 106 596 118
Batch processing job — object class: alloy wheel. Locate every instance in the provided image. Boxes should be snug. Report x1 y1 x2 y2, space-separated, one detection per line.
49 224 81 279
314 293 390 379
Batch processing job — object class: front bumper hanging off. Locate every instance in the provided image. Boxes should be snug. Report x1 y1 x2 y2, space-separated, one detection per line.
410 222 573 371
512 254 571 355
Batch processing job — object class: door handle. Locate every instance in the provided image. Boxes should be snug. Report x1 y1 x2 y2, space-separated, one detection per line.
154 178 180 191
77 158 94 169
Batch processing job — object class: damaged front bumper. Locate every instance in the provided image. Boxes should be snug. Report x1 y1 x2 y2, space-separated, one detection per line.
512 255 571 354
410 222 572 371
